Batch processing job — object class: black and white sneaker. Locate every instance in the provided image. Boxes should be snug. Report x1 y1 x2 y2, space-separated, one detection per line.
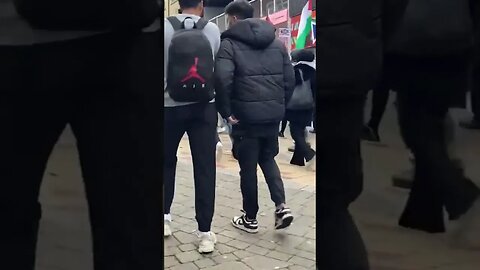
275 207 294 230
231 210 259 234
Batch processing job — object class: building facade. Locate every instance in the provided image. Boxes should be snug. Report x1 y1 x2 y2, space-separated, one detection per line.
165 0 316 52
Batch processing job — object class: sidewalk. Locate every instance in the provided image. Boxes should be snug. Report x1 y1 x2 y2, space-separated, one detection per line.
164 133 317 270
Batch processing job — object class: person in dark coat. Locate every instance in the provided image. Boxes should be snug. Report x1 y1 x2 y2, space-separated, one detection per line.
317 0 404 269
214 0 296 234
460 2 480 129
384 0 480 234
286 49 316 168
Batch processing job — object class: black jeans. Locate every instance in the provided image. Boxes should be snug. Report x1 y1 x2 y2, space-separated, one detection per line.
317 94 369 270
289 122 315 166
396 88 480 233
0 32 163 270
472 64 480 120
367 81 390 132
232 135 286 220
163 103 217 232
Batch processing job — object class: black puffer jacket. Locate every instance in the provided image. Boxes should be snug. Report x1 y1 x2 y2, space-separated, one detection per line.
318 0 406 96
214 18 296 125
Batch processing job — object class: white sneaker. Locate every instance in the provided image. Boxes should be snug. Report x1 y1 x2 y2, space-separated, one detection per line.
306 154 316 171
164 214 172 237
216 142 223 162
197 231 217 253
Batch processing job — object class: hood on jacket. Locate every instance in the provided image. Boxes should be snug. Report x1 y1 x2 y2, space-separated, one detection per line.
221 18 276 49
291 48 315 62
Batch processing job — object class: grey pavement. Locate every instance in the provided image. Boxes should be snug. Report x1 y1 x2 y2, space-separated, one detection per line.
164 162 316 270
354 92 480 270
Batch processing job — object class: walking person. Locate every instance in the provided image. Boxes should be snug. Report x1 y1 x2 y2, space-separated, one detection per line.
0 0 164 269
286 48 316 169
460 57 480 129
362 77 391 142
318 0 409 268
279 117 288 138
385 0 480 235
163 0 221 253
214 0 296 234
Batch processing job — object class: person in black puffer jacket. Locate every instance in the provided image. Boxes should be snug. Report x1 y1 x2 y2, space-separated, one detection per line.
318 0 407 269
286 49 316 168
214 0 296 234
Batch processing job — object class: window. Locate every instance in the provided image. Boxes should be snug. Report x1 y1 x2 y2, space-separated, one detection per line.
266 0 288 15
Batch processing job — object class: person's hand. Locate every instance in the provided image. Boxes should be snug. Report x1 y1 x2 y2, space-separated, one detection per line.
228 116 239 125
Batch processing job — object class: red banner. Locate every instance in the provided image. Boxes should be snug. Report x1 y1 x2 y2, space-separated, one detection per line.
261 9 288 25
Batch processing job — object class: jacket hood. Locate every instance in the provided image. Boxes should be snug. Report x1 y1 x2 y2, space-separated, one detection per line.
221 18 276 49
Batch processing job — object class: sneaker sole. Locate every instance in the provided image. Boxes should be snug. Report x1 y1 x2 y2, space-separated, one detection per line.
275 215 294 230
231 220 259 234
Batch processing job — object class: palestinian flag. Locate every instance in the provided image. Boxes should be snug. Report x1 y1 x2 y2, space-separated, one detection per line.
295 0 313 49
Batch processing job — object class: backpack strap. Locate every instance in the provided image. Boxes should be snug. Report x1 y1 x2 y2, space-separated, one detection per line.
167 16 183 31
195 18 209 30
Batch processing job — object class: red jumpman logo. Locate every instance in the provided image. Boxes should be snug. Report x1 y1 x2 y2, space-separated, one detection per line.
181 57 206 84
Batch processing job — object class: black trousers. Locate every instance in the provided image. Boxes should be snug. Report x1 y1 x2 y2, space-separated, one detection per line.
232 135 286 220
317 94 369 270
471 64 480 120
163 103 217 232
0 32 163 270
367 79 390 132
289 122 315 166
396 88 480 233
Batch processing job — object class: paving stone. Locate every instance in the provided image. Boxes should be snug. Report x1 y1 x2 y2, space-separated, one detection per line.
288 266 310 270
266 250 294 261
247 245 269 256
165 247 182 256
203 261 251 270
193 258 216 269
211 253 239 264
226 239 251 250
233 250 256 260
216 243 237 254
179 244 197 252
175 251 204 264
242 255 291 269
287 256 315 268
170 262 200 270
165 256 180 268
174 231 198 245
255 239 278 250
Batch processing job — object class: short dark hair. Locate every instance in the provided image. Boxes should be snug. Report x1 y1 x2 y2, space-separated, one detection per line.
179 0 202 9
225 0 254 19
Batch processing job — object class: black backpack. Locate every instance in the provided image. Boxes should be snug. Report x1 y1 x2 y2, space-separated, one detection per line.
13 0 160 31
166 17 215 103
387 0 475 56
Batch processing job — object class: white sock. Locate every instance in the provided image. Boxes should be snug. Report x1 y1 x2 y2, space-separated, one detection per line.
164 214 172 222
198 231 211 236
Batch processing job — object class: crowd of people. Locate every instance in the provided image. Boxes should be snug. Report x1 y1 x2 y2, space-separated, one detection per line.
319 0 480 269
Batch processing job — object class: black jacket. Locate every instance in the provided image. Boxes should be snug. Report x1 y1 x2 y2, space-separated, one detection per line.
214 19 296 127
318 0 406 96
384 0 479 103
